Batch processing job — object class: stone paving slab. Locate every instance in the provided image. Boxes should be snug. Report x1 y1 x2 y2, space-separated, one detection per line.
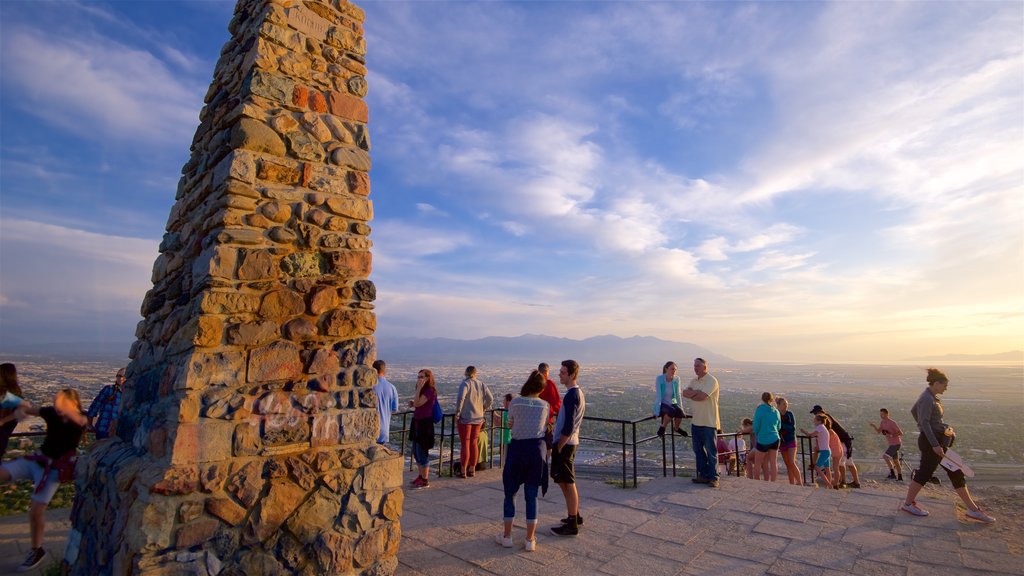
0 470 1018 575
397 470 1022 576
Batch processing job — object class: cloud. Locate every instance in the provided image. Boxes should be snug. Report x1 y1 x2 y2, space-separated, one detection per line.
415 203 448 217
0 219 157 345
371 220 473 263
1 25 202 145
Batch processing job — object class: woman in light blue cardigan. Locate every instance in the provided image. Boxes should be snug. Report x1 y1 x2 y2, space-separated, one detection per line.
652 362 689 437
752 391 781 481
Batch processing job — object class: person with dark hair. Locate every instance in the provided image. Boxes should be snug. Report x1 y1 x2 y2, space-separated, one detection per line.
775 397 801 485
371 360 398 445
683 358 721 487
496 370 549 552
901 369 994 523
87 367 126 440
0 363 26 462
870 408 904 481
455 366 494 478
407 369 437 489
809 404 860 488
652 361 689 438
0 388 88 571
550 360 585 536
537 363 562 457
752 391 781 482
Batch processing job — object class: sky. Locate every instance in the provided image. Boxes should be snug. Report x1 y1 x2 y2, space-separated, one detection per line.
1 1 1022 364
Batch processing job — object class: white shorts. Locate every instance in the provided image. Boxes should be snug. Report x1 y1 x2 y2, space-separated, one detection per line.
1 458 61 504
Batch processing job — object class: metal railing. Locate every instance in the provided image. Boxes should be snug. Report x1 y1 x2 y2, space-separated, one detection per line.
389 410 753 488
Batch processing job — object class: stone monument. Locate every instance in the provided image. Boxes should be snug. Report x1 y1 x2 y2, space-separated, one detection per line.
66 0 402 574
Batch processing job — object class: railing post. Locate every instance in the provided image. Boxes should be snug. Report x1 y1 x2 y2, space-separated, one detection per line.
630 422 638 488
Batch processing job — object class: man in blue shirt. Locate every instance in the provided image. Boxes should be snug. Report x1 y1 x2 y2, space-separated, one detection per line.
372 360 398 444
87 368 125 439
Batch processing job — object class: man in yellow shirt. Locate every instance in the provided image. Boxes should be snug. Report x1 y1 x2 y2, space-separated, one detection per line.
682 358 721 487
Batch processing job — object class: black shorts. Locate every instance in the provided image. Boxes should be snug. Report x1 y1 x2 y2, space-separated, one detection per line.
755 440 780 452
658 403 685 419
884 444 901 459
551 444 577 484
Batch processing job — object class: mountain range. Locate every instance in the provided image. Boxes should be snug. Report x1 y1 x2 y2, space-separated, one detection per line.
375 334 732 366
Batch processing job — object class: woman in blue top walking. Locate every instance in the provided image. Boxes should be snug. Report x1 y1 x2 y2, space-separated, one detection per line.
752 391 781 482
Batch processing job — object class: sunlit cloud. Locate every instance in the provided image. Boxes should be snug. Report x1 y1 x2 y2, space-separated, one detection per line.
1 26 202 144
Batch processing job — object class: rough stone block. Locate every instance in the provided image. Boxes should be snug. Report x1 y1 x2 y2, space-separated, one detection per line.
182 350 246 389
327 91 368 123
309 286 340 315
257 159 302 185
339 409 378 445
381 489 403 521
248 341 302 383
259 289 306 319
247 479 307 542
361 449 402 490
206 497 248 527
320 308 375 338
170 420 236 465
281 252 326 278
237 249 277 280
324 196 372 221
353 524 387 568
306 348 340 375
313 531 355 574
194 316 224 348
352 365 376 387
197 291 260 315
261 201 292 223
310 413 340 447
283 318 317 341
286 486 342 544
330 146 371 171
227 461 264 509
347 170 369 196
286 130 326 162
234 421 262 457
212 149 256 186
192 245 238 282
176 518 220 549
226 320 279 347
231 118 286 157
327 250 372 277
246 69 295 104
263 412 310 445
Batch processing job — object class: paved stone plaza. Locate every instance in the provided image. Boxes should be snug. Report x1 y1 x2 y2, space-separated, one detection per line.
2 471 1019 575
396 471 1021 576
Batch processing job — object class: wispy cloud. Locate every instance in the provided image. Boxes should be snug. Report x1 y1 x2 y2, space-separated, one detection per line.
1 26 202 145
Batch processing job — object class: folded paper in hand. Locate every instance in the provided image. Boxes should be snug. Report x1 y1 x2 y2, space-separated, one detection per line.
940 449 975 478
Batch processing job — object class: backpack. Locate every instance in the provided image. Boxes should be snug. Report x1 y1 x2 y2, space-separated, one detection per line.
432 397 443 423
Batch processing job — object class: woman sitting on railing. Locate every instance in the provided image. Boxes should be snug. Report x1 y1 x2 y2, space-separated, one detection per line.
408 369 438 490
496 370 549 552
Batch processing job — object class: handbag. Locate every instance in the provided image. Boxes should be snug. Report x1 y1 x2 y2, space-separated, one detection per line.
432 397 443 423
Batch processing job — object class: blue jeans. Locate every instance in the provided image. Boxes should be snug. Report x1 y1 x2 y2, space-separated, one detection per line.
503 483 539 522
691 424 719 481
412 442 430 467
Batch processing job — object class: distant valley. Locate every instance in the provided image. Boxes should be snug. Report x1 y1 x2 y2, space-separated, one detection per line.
375 334 732 366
